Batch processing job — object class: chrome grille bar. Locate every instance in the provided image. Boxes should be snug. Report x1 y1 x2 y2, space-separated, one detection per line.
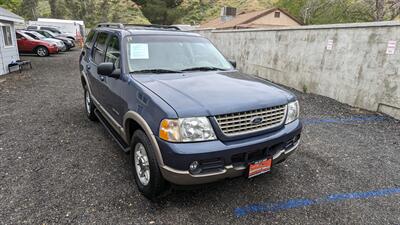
215 105 287 136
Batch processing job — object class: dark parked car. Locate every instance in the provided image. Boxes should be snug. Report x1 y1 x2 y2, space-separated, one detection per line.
16 31 59 57
29 29 75 50
79 23 302 199
27 25 76 40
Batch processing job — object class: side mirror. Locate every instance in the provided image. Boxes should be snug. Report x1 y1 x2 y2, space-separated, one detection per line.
229 60 237 69
97 62 120 78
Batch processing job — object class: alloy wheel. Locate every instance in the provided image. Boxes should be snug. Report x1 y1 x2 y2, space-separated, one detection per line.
134 143 150 186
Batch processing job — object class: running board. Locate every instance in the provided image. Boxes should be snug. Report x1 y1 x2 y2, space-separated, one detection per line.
94 109 130 153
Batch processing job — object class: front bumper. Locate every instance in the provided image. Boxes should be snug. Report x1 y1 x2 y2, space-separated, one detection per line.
158 119 302 185
48 47 59 54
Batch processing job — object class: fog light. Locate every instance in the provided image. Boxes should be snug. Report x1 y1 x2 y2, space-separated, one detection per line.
190 161 199 170
189 161 200 173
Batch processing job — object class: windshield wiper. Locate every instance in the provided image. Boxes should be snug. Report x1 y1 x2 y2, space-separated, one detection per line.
131 69 182 74
181 66 227 72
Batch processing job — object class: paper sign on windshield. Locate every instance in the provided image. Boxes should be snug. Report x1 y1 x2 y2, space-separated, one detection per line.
130 43 149 59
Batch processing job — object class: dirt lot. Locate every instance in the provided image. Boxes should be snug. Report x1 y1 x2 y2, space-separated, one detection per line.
0 50 399 225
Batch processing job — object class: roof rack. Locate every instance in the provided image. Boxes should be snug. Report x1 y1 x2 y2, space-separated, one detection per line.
97 23 124 29
96 23 181 31
125 24 181 31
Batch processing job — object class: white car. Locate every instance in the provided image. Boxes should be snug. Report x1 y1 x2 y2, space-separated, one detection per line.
22 30 67 52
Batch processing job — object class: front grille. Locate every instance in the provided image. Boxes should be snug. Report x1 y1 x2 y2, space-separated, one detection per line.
215 105 287 136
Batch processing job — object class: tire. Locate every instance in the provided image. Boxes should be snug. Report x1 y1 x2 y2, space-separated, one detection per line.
131 130 167 199
83 86 97 121
35 46 49 57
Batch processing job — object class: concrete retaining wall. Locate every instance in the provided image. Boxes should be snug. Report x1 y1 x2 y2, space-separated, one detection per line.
197 22 400 120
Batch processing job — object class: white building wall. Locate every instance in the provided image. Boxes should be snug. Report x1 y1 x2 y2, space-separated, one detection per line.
0 20 20 75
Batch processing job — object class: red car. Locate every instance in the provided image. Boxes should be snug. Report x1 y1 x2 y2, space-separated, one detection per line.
16 31 59 57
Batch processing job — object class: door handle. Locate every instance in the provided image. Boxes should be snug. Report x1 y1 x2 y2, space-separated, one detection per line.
100 76 105 82
86 65 91 70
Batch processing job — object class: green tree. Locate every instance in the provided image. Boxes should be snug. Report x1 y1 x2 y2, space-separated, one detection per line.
48 0 66 18
276 0 366 24
0 0 21 12
132 0 184 24
18 0 39 20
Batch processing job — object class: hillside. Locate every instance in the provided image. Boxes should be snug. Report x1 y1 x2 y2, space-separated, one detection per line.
179 0 278 25
1 0 149 27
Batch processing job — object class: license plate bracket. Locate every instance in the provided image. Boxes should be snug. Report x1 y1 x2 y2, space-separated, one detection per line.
248 157 272 178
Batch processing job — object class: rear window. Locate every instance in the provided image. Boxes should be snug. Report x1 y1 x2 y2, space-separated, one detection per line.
85 30 95 46
27 26 37 30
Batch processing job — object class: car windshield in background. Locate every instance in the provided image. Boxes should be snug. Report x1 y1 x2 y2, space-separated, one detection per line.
24 32 40 40
43 30 56 38
19 32 34 40
126 35 233 73
45 28 61 34
28 32 46 40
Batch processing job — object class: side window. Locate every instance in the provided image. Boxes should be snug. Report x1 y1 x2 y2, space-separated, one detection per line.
92 32 109 65
105 35 120 69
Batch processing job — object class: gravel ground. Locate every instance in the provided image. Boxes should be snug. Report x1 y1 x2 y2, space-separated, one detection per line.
0 50 399 225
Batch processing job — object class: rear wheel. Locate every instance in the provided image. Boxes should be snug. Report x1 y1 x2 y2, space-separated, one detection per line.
131 130 167 199
36 46 49 57
84 86 97 121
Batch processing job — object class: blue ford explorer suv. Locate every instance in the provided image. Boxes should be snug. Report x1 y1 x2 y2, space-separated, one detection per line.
79 23 302 199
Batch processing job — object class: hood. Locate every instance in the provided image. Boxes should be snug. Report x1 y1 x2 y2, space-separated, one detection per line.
56 37 73 44
134 71 295 118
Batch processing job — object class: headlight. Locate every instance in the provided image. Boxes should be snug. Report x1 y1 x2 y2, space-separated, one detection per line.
285 101 300 124
159 117 216 142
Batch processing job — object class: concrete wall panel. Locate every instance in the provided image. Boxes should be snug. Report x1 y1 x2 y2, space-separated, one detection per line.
197 22 400 119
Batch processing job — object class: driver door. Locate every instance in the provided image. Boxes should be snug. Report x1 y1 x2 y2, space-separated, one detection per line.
16 33 28 52
102 34 124 124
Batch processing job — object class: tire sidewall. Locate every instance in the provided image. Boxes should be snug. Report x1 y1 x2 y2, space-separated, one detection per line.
84 86 97 121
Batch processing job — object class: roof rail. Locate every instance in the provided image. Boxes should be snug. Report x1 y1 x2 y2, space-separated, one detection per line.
96 23 181 31
97 23 124 29
124 24 181 31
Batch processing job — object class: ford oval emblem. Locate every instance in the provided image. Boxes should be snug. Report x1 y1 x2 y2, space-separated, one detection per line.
250 116 264 125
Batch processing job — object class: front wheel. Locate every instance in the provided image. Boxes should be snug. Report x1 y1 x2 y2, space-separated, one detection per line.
131 130 167 199
84 86 97 121
36 46 49 57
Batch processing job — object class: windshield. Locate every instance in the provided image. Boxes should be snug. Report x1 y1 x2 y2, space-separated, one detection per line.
24 32 40 40
18 32 34 40
45 27 61 34
44 30 56 38
126 35 233 73
29 32 46 39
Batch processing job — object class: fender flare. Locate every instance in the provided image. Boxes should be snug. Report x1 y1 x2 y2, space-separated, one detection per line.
123 111 165 167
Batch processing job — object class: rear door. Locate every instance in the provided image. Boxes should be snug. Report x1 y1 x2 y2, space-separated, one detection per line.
86 31 109 107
